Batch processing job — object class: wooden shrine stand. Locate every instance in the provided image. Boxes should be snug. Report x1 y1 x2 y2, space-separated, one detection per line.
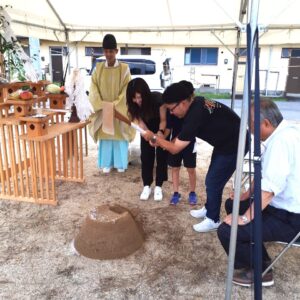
0 83 89 206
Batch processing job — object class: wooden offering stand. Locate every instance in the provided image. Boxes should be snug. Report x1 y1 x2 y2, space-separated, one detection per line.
1 100 89 206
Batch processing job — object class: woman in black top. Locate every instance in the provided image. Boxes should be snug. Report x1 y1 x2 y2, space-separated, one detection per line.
126 78 168 201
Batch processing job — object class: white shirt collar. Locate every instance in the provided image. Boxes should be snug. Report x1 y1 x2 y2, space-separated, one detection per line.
104 59 119 67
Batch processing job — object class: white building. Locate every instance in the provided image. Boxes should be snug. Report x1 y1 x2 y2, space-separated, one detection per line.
38 40 298 96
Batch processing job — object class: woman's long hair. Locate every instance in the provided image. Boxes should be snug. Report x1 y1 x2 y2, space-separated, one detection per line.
126 78 157 122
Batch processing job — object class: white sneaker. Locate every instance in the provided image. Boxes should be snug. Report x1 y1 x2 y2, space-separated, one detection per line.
117 168 125 173
154 186 163 201
193 217 220 233
102 167 111 174
140 186 151 200
190 207 207 218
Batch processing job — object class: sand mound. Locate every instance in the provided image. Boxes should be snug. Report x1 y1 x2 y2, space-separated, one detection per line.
74 205 144 259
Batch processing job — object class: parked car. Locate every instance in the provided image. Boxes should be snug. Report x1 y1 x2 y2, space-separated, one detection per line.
85 55 172 95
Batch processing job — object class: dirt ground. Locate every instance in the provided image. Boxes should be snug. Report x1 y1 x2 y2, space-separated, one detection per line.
0 137 300 300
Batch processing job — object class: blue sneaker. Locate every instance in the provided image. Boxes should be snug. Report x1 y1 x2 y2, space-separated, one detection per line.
170 192 181 205
188 192 198 205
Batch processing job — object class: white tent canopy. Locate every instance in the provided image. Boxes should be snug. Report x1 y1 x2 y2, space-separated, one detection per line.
2 0 300 45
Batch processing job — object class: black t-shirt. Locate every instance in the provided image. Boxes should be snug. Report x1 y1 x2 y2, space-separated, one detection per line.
166 112 182 138
167 112 195 145
143 91 163 132
178 97 242 154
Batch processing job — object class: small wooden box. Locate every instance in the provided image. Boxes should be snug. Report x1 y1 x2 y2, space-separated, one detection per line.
0 82 30 103
48 93 67 109
5 82 31 94
30 82 45 96
21 114 51 138
6 99 34 117
30 80 50 96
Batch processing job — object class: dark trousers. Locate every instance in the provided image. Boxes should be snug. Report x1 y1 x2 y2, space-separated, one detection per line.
217 198 300 271
205 150 237 222
140 136 168 186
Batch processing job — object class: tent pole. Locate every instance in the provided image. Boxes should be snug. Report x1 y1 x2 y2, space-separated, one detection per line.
46 0 71 76
231 0 248 110
264 46 273 96
231 30 241 110
225 0 260 299
66 30 71 75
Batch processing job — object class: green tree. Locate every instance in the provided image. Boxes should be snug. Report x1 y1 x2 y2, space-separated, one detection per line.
0 7 26 81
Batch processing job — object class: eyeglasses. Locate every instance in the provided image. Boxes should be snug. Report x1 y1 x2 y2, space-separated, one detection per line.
168 101 181 113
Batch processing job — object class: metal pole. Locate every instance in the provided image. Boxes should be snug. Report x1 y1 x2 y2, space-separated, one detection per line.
224 0 260 299
66 30 71 75
231 31 241 110
253 29 263 299
264 46 273 96
231 0 248 110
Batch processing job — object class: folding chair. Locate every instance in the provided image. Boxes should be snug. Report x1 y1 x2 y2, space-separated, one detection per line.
262 231 300 276
232 146 264 192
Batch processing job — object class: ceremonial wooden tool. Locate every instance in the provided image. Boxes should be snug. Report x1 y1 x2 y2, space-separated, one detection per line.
114 109 146 135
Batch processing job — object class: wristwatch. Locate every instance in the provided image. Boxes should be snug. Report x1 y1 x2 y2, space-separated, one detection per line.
151 135 157 143
240 214 249 224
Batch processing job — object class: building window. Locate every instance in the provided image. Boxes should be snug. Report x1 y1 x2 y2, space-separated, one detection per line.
291 49 300 57
281 48 290 58
120 47 151 55
85 47 103 57
281 48 300 58
236 48 247 57
50 47 68 56
184 48 218 65
235 47 261 57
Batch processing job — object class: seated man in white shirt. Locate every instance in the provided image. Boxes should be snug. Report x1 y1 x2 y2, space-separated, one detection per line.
217 98 300 287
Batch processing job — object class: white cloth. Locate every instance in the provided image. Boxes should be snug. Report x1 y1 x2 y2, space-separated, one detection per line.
261 120 300 213
65 69 93 120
